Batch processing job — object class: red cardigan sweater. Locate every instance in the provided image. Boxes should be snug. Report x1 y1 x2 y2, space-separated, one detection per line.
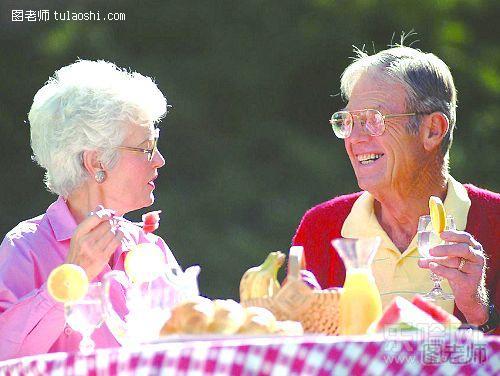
292 184 499 328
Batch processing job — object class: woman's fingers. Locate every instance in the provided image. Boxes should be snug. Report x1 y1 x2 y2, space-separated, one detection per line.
94 226 124 256
74 207 114 238
66 206 122 280
103 230 124 258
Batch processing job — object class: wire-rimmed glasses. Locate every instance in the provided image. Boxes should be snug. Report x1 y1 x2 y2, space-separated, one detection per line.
329 109 427 139
117 128 160 161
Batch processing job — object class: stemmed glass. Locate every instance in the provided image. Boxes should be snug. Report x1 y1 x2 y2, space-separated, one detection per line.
417 215 455 301
65 283 104 355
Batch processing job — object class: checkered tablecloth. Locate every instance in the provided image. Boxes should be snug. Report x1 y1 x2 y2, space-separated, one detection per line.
1 332 498 376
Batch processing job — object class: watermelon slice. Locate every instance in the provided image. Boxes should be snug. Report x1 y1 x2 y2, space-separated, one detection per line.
411 295 461 329
142 210 161 234
372 296 444 333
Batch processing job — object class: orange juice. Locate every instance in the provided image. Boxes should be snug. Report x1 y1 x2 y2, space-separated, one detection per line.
339 268 382 335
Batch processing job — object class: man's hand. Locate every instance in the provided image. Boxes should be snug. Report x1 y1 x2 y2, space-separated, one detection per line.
65 206 124 281
418 230 489 326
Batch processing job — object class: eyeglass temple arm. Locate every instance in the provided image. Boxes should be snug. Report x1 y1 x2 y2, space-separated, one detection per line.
117 146 150 153
383 112 417 119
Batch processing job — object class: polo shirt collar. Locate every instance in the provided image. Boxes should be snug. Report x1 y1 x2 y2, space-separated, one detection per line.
341 175 471 255
46 196 78 241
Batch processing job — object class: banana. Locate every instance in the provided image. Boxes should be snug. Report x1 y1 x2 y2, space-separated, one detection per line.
239 251 285 301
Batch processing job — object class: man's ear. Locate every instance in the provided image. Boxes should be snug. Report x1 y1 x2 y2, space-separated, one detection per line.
422 112 449 152
81 150 103 177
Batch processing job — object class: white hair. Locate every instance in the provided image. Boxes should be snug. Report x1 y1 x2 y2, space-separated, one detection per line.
340 46 457 164
29 59 168 197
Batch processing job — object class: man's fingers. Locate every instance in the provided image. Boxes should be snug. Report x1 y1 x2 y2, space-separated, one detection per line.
421 257 478 274
430 243 478 261
429 262 462 281
440 230 483 250
418 258 430 268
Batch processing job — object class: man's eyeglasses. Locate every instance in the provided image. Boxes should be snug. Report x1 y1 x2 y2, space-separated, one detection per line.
117 128 159 162
329 109 426 139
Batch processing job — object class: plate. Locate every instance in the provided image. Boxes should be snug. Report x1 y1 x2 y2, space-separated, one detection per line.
148 333 314 345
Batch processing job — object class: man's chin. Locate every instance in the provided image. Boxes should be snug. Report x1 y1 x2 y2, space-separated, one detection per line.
355 175 384 194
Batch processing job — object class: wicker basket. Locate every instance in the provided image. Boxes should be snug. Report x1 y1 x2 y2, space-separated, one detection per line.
240 248 341 335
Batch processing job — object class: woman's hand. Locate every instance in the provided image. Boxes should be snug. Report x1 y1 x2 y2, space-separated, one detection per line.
418 230 488 325
65 206 124 281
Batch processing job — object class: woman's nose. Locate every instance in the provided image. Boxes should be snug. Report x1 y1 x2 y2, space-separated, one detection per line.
152 149 166 168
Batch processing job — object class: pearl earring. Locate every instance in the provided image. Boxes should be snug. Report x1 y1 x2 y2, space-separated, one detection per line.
95 170 106 184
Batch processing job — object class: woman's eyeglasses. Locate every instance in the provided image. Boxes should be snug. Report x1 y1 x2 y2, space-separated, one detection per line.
117 128 159 162
329 109 426 139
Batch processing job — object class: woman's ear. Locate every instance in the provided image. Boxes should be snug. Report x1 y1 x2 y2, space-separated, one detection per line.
81 150 103 177
422 112 449 152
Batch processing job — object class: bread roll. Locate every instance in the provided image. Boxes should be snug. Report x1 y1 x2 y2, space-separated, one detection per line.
208 299 247 334
237 306 277 335
274 320 304 335
160 296 214 336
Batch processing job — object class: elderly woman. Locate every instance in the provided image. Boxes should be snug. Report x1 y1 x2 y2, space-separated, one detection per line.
0 60 178 359
292 46 499 334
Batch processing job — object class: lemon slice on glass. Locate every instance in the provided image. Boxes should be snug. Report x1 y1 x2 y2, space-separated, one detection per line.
429 196 446 234
124 243 166 283
47 264 89 303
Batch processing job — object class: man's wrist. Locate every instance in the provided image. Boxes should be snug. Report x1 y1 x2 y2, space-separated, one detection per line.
462 302 489 326
477 304 499 334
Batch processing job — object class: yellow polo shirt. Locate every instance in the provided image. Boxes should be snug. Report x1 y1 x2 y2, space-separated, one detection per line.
341 176 471 313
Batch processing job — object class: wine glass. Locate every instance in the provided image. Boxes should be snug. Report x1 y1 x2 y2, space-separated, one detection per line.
65 282 104 355
417 215 456 301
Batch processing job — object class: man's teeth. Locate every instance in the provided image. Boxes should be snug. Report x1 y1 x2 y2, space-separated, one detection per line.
357 153 383 165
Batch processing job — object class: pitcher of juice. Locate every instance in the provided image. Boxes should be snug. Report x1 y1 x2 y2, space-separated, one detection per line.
331 237 382 335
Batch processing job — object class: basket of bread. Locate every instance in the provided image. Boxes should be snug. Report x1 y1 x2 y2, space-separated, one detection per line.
239 246 340 335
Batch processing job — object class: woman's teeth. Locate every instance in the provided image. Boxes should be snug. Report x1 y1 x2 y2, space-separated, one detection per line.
357 153 383 165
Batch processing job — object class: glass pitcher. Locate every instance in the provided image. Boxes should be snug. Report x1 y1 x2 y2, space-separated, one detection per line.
331 237 382 335
102 265 200 345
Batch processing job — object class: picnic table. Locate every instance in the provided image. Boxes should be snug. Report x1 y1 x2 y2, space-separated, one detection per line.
0 331 498 375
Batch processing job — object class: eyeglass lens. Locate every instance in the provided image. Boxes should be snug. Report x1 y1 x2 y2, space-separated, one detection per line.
330 109 385 138
148 138 158 161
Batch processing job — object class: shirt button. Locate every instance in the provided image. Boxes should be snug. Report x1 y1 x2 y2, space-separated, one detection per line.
64 326 73 335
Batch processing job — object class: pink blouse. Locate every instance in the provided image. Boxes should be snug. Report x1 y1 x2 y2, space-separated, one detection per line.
0 196 179 360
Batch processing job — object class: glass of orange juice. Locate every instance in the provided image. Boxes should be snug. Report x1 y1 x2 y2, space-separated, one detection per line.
331 237 382 335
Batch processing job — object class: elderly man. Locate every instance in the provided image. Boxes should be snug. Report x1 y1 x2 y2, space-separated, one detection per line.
292 45 499 333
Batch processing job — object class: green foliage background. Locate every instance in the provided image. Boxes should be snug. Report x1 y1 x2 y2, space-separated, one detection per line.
1 0 498 299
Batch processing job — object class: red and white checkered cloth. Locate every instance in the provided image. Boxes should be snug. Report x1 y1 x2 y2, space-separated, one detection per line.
1 332 498 375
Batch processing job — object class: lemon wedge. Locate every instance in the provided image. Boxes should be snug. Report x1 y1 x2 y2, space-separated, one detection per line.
47 264 89 303
124 243 166 283
429 196 446 234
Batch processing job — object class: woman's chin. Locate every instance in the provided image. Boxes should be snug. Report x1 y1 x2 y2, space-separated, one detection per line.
145 193 156 207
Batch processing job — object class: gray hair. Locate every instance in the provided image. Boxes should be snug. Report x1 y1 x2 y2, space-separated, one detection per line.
340 46 457 164
29 60 168 197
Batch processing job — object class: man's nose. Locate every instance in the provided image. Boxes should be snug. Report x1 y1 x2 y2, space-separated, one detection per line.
349 118 371 141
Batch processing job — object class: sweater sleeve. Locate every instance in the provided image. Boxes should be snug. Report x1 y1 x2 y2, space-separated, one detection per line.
0 237 65 360
463 184 500 334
